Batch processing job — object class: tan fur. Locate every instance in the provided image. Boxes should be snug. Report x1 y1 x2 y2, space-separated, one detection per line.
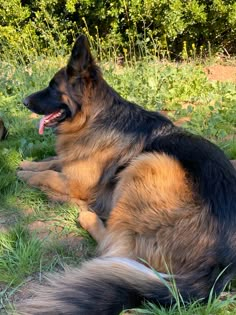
20 157 61 172
79 211 106 243
78 153 211 274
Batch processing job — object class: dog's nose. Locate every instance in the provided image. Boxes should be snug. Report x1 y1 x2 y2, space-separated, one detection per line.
23 97 30 107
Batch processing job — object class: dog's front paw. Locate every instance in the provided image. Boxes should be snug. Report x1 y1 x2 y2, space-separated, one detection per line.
17 170 35 183
19 160 37 171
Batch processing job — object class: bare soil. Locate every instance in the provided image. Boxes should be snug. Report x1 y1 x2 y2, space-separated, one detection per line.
204 64 236 83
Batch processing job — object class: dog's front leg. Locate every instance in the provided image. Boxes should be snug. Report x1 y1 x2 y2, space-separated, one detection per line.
19 157 62 172
17 170 70 202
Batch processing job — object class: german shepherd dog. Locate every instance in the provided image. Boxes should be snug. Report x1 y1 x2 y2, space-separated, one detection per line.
17 35 236 315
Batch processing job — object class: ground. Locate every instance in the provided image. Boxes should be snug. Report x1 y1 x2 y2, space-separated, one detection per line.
204 64 236 83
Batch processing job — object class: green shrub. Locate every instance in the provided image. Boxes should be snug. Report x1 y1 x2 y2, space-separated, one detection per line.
0 0 235 61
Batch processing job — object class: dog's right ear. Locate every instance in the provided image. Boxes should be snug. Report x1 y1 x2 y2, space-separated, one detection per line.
67 35 94 77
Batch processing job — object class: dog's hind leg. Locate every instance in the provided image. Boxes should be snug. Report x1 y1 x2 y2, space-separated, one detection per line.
79 210 106 243
96 152 200 267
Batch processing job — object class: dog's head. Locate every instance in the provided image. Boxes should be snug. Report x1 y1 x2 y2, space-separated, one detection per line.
23 35 99 134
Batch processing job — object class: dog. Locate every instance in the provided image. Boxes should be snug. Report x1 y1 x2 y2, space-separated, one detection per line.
17 35 236 315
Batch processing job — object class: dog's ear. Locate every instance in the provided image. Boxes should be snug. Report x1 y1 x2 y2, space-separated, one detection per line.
67 35 94 77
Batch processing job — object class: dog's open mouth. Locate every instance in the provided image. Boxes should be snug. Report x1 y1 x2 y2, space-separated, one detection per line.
39 109 67 135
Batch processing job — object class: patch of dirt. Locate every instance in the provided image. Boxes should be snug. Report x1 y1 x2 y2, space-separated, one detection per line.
27 220 87 257
0 213 20 233
22 207 35 216
9 277 41 303
174 116 191 127
204 65 236 82
28 220 63 240
57 234 84 250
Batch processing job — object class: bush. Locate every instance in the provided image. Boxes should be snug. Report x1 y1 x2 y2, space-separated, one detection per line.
0 0 236 60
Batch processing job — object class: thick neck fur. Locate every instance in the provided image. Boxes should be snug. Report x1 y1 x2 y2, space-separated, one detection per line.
55 65 173 163
55 74 123 160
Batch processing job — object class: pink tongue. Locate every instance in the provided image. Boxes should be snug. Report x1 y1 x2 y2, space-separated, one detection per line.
38 112 60 135
39 116 47 135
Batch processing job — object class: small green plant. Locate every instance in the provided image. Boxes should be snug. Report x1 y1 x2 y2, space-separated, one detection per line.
0 225 44 285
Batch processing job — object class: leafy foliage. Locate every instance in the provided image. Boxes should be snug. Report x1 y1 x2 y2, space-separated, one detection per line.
0 0 236 60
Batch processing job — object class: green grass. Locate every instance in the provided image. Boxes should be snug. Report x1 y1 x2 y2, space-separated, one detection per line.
131 297 236 315
0 225 44 285
0 56 236 313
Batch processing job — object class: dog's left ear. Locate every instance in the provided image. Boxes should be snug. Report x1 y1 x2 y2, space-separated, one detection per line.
67 35 94 77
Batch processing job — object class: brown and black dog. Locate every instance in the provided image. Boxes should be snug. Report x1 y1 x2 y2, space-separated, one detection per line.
17 35 236 315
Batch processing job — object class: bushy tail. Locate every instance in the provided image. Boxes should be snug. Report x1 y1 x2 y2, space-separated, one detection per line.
16 257 224 315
